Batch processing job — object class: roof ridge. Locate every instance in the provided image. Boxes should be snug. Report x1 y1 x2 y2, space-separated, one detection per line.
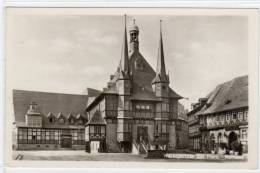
13 89 87 97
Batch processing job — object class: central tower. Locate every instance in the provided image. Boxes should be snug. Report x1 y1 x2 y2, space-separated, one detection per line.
129 19 139 53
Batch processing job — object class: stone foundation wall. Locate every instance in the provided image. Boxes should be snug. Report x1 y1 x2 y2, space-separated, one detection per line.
106 123 120 152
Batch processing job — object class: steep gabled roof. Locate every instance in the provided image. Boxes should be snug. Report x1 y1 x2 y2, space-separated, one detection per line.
76 113 84 119
47 112 55 118
83 87 101 97
199 75 248 115
67 113 74 120
57 112 65 119
86 110 106 125
13 90 88 127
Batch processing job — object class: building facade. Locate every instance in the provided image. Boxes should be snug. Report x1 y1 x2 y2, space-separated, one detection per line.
13 90 88 150
84 18 183 153
187 76 248 153
12 17 187 153
175 103 189 149
187 101 203 151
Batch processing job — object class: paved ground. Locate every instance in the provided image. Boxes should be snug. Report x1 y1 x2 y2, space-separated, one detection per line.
13 150 247 162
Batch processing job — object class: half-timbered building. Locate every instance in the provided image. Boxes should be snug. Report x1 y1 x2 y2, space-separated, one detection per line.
187 75 248 153
13 16 185 153
84 17 183 153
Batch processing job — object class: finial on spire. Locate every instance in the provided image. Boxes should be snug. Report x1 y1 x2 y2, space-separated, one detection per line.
133 18 136 25
124 14 127 26
160 20 163 36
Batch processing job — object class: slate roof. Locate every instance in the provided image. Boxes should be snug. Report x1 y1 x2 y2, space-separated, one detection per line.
83 87 101 97
106 51 182 101
195 75 248 116
13 89 88 128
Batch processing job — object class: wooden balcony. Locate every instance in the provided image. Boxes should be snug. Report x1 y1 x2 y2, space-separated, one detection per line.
89 133 106 141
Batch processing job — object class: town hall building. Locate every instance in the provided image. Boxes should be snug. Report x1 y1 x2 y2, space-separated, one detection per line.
13 16 185 154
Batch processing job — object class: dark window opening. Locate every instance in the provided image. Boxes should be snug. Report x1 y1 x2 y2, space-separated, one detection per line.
233 113 237 119
49 117 54 123
32 135 36 140
225 99 232 104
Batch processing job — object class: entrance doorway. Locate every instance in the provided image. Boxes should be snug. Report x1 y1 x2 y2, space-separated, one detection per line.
228 131 238 150
137 126 148 143
120 141 132 153
209 134 215 151
90 141 100 153
61 135 72 148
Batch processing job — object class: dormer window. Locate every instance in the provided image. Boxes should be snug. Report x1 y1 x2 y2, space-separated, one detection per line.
225 99 232 104
49 117 55 123
47 112 55 124
76 114 85 125
68 113 75 124
70 118 75 124
57 112 65 124
59 118 65 124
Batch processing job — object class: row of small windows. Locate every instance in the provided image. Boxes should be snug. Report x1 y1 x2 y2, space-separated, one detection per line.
189 126 200 133
17 128 85 144
135 104 151 110
89 126 106 134
241 129 247 140
204 110 248 125
188 114 198 122
190 138 200 150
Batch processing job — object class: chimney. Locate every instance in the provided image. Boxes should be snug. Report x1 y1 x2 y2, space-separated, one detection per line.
191 103 200 110
199 98 208 106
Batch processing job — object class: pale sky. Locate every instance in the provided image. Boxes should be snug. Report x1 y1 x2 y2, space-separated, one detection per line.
6 14 248 110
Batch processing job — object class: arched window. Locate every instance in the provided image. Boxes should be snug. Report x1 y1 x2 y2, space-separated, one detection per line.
217 133 222 144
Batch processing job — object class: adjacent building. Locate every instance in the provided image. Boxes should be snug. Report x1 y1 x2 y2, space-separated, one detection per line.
175 103 189 149
187 100 204 151
187 75 248 153
13 90 88 150
12 17 188 153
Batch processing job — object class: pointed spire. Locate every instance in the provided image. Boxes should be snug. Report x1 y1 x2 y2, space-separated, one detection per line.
119 14 130 78
153 20 168 83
